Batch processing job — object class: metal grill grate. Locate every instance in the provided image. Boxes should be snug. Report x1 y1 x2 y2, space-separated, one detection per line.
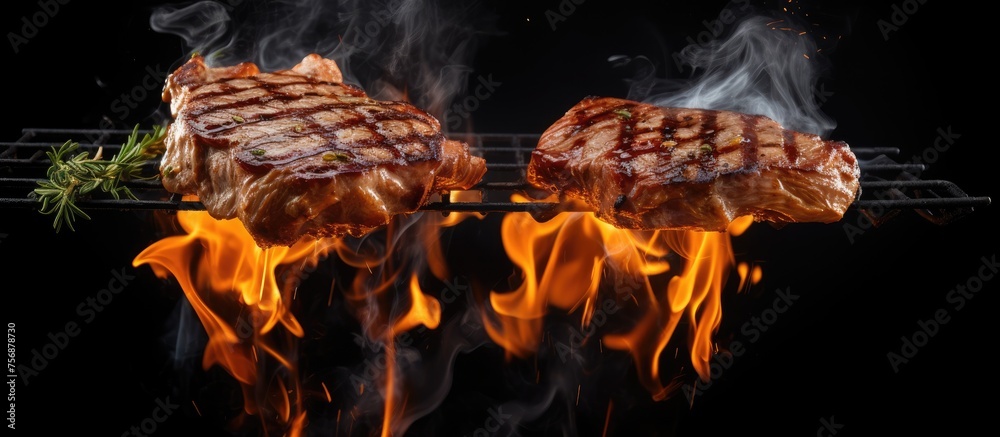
0 128 991 224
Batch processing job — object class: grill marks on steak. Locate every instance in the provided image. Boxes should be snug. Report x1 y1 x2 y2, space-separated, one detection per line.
527 96 861 231
160 54 486 247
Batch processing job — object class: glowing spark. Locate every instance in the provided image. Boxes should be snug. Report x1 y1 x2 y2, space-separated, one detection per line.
602 401 614 437
192 401 202 416
381 343 396 437
322 382 332 402
336 410 342 437
257 249 270 303
803 54 810 59
688 380 699 408
576 385 581 406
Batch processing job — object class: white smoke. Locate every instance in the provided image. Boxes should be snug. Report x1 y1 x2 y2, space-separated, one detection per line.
616 12 838 137
149 1 233 60
149 0 493 121
148 2 497 434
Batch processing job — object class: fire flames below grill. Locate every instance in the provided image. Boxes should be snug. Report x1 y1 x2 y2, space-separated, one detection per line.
132 194 760 436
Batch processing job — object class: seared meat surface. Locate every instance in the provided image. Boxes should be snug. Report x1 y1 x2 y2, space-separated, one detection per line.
527 97 860 231
161 54 486 247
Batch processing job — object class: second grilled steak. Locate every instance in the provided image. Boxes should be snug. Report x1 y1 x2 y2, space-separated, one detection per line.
161 54 486 247
527 97 861 231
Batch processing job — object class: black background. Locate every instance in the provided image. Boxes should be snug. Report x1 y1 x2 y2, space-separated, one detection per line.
1 0 997 436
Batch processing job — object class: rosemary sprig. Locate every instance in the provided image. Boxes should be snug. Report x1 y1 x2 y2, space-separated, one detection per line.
32 124 168 232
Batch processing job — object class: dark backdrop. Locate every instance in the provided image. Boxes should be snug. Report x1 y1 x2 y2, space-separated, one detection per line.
2 0 996 436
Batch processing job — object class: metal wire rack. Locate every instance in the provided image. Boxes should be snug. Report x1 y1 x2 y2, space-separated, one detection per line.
1 128 991 225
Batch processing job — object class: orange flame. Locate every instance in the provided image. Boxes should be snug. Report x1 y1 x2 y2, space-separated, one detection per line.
133 205 338 435
373 274 442 437
133 200 450 436
340 216 445 436
438 190 488 228
485 196 758 401
132 187 759 434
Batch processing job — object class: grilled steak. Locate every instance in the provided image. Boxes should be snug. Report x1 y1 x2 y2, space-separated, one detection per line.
527 97 861 231
160 54 486 247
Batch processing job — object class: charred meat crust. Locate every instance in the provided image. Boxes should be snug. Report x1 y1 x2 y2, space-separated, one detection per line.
527 96 861 231
160 54 486 247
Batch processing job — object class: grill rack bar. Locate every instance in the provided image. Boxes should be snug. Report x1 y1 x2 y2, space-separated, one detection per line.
1 128 991 224
1 180 989 212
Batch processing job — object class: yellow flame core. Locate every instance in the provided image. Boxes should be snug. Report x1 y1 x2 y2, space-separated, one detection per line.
487 201 755 401
133 207 449 436
132 194 758 432
133 209 338 435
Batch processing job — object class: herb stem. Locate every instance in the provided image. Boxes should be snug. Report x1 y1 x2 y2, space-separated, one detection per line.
32 124 168 232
